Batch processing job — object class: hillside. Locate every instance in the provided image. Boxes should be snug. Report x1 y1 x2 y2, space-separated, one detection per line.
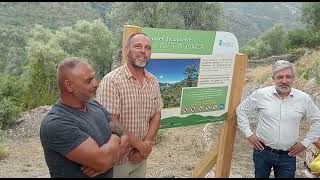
222 2 303 48
0 2 110 75
0 2 304 76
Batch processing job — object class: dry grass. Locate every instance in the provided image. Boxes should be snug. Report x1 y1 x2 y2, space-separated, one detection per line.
247 50 320 90
0 132 9 160
0 143 9 160
246 64 272 86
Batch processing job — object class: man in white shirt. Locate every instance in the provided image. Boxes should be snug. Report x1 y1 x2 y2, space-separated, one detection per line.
236 60 320 178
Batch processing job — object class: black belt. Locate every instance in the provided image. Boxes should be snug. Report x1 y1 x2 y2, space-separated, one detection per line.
263 144 289 155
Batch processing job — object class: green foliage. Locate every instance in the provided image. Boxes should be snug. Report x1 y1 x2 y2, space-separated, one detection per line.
0 132 8 160
261 24 287 55
241 24 287 59
305 30 320 48
300 2 320 31
106 2 222 33
22 20 115 110
0 74 24 104
0 98 20 129
223 2 303 48
56 20 116 79
161 65 198 108
23 38 64 110
286 29 309 49
301 62 320 85
0 143 8 160
184 64 198 87
0 74 24 129
173 2 222 30
0 2 109 76
287 29 320 49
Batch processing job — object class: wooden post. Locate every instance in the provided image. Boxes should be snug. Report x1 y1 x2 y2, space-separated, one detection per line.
214 53 248 177
191 141 219 177
121 25 142 64
191 53 248 178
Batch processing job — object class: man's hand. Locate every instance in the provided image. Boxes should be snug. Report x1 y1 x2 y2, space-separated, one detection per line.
108 134 122 163
247 134 264 151
128 149 145 164
118 134 130 160
81 166 106 178
288 142 306 157
136 140 155 159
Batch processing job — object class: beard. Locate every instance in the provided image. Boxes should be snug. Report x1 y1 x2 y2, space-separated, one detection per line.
74 89 96 103
132 57 149 68
276 84 291 94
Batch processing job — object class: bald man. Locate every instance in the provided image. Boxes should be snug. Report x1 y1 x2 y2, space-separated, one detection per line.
40 57 129 178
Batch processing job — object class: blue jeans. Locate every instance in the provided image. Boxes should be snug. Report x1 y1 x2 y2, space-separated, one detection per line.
253 148 296 178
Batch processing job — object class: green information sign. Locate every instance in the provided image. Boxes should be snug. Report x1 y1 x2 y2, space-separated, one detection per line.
143 27 239 129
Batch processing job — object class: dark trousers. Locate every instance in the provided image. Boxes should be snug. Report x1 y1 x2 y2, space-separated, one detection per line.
253 148 296 178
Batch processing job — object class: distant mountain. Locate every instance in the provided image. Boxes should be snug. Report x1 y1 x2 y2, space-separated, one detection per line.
221 2 304 48
159 82 171 88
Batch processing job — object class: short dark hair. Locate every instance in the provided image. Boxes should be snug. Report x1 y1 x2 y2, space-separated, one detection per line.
57 57 88 86
127 32 150 46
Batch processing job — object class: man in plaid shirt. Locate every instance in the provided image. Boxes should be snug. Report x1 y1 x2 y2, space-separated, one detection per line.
96 32 162 178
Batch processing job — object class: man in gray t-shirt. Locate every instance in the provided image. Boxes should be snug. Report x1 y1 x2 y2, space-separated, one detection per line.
41 100 113 177
40 57 129 178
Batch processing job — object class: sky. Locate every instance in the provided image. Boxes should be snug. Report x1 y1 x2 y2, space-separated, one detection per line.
146 59 200 84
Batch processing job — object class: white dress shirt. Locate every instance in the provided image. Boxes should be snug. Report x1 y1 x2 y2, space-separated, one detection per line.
236 86 320 150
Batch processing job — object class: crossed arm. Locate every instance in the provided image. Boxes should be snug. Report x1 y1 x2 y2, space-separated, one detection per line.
65 135 121 173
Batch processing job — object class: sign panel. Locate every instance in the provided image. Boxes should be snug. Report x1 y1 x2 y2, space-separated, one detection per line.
143 28 239 129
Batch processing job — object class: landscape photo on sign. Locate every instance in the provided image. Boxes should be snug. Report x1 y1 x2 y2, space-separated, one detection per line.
146 59 200 109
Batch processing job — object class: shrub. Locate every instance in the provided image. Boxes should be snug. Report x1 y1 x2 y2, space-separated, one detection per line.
0 98 20 130
288 48 307 58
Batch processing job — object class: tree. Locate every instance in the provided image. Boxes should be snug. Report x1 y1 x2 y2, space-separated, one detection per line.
241 24 287 59
174 2 222 30
23 38 65 110
4 47 25 76
0 74 24 129
260 24 287 55
106 2 222 32
0 2 103 75
184 64 198 87
106 2 170 33
56 20 116 78
23 20 115 110
300 2 320 31
286 29 308 49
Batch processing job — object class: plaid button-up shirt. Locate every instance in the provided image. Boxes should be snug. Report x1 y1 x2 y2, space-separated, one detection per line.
96 64 162 163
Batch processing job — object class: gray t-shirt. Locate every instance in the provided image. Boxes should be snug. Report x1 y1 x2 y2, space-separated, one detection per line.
40 100 113 178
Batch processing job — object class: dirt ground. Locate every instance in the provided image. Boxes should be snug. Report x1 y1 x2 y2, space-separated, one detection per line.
0 110 310 178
